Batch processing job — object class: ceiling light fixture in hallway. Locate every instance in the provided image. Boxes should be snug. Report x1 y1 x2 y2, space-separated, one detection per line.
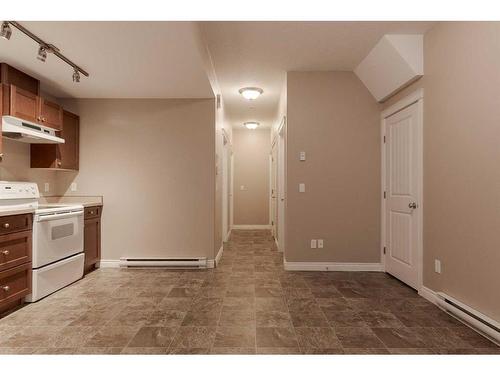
239 87 263 100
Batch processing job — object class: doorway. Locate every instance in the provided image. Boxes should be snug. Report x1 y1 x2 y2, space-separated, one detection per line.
222 130 232 242
381 90 423 290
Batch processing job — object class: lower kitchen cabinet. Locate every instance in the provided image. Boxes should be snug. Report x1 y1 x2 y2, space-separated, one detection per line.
84 206 101 274
0 213 33 317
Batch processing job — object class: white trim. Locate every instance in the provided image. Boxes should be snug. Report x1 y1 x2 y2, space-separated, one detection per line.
284 261 384 272
232 224 272 230
98 260 120 268
215 245 224 266
418 285 438 304
206 259 215 268
381 88 424 119
381 89 424 291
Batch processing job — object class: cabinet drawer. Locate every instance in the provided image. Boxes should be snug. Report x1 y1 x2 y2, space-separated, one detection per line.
0 263 31 307
0 214 32 235
84 206 101 219
0 231 32 272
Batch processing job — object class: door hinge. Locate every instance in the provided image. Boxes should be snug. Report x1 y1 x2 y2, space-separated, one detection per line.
271 221 274 225
383 135 386 143
383 191 386 199
383 246 386 255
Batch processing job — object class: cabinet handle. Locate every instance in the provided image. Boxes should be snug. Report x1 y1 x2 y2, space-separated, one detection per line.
37 116 41 121
42 118 46 122
2 223 9 229
1 250 9 256
1 285 10 292
89 211 94 215
57 160 62 166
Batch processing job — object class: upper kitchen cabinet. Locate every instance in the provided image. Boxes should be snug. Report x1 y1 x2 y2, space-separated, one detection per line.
38 97 63 130
0 63 40 95
30 110 79 170
9 85 38 123
0 63 63 130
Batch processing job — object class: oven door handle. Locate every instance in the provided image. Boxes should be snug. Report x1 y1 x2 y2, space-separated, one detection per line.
36 210 84 222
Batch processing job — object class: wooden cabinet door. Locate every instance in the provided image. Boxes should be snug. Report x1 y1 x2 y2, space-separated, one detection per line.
0 86 3 161
39 97 63 130
9 85 38 123
58 110 79 170
84 218 100 271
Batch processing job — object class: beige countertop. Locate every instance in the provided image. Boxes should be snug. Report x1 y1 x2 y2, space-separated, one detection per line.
39 196 103 207
0 196 103 217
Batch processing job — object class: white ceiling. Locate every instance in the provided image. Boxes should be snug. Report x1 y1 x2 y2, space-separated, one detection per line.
0 21 214 98
0 21 436 128
201 21 436 129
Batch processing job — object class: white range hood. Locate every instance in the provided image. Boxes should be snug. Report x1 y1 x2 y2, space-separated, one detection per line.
1 116 65 144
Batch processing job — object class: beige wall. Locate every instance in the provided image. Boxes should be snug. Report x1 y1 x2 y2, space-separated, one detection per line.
286 71 381 263
0 140 58 196
383 22 500 321
233 128 270 225
57 98 216 261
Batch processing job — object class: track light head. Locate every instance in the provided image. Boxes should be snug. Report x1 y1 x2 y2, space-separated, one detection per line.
37 45 47 62
72 68 80 83
0 22 12 40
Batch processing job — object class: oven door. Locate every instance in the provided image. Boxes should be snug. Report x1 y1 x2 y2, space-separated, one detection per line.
32 210 84 268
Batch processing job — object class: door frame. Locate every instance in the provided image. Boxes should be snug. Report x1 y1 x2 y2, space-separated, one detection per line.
222 129 232 242
381 88 424 291
274 116 287 253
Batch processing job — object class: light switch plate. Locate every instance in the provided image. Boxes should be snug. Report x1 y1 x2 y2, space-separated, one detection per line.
310 239 317 249
300 151 306 161
299 183 306 193
317 239 324 249
70 182 77 192
434 259 441 274
44 182 50 192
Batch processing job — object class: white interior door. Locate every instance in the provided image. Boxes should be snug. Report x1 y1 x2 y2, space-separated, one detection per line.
277 119 286 253
270 144 278 239
222 134 229 241
384 100 422 290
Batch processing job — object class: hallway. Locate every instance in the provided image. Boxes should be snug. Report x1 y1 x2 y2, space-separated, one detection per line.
0 230 497 354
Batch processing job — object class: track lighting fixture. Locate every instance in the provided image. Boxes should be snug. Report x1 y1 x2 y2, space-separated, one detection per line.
0 21 12 40
1 21 89 83
37 45 47 62
72 68 80 83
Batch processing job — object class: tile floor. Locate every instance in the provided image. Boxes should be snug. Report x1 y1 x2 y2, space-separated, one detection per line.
0 229 498 354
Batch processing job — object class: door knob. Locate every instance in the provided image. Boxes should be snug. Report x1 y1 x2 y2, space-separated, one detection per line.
1 250 9 256
1 285 10 292
409 202 418 209
2 223 9 229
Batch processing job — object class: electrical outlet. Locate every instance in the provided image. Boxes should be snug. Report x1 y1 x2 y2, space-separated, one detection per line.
317 239 324 249
310 239 317 249
44 182 50 192
434 259 442 274
70 182 77 192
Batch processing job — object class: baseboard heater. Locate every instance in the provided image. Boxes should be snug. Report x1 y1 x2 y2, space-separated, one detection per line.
436 292 500 345
119 257 208 269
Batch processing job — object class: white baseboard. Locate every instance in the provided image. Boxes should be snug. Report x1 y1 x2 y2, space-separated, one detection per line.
223 229 231 242
215 245 224 266
284 261 384 272
232 224 271 230
418 285 438 304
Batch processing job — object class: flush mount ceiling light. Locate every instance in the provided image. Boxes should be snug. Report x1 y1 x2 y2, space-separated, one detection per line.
1 21 89 83
0 21 12 40
244 121 260 130
239 87 263 100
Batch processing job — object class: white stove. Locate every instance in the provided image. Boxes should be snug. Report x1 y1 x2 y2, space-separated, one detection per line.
0 181 84 302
